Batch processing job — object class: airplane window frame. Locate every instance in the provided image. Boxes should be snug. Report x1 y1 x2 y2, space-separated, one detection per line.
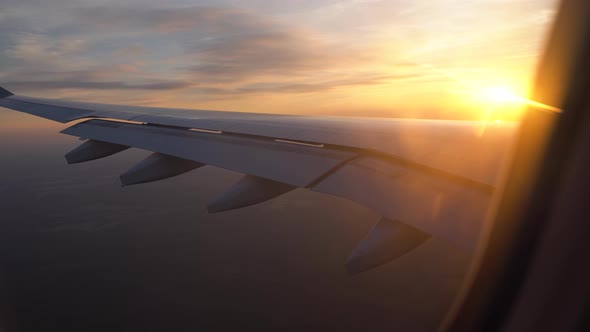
442 0 590 330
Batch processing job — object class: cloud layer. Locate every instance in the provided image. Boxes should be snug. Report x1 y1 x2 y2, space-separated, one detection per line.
0 0 558 117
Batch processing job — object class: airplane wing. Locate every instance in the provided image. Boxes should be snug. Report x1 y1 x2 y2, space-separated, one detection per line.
0 85 516 273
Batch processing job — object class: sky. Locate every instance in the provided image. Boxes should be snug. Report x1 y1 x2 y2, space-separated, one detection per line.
0 0 558 121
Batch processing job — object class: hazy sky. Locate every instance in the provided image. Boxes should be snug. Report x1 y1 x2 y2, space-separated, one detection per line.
0 0 558 119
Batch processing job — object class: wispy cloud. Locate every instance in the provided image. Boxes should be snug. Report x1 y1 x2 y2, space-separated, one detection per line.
3 80 191 91
1 5 386 97
0 0 558 117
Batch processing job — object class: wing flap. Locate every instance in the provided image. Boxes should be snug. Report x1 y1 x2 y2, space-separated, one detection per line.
312 156 492 252
61 119 358 188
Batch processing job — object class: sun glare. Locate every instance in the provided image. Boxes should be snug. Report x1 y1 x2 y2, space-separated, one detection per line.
478 85 561 114
481 86 523 104
473 85 528 127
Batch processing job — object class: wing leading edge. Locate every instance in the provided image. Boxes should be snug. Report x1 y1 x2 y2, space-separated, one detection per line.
0 86 516 273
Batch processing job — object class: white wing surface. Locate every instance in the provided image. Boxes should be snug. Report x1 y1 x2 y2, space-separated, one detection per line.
0 86 516 273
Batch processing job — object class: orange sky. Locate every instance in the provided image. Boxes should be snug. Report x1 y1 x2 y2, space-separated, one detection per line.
0 0 559 125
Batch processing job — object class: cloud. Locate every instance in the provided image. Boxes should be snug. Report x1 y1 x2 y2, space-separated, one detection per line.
193 73 423 97
4 33 89 65
0 0 558 117
184 31 341 82
1 4 388 98
4 80 191 91
113 44 146 58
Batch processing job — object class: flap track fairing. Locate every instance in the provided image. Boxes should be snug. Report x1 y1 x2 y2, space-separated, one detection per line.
65 139 129 164
120 152 205 186
207 175 296 213
346 217 431 275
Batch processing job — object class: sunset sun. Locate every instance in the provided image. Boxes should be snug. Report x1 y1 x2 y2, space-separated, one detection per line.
482 86 523 104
